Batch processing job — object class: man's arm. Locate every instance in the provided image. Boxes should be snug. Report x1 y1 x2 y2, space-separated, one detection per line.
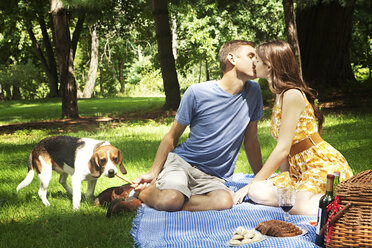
243 121 262 175
233 121 262 204
133 119 187 189
149 119 187 177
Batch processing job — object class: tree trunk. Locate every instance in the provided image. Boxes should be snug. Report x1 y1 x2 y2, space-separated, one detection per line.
26 24 59 97
82 25 99 98
100 67 104 95
296 1 355 95
72 13 85 59
0 84 4 101
206 59 210 81
4 85 11 100
198 56 202 83
152 0 180 110
37 14 59 97
51 0 79 118
12 85 21 100
118 58 125 93
137 46 143 61
282 0 302 77
171 14 177 61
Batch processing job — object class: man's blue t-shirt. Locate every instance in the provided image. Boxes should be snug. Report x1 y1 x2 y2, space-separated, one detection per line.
173 80 263 181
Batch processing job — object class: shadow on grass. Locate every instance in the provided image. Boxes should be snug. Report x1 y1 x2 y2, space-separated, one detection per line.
0 109 175 135
0 206 137 248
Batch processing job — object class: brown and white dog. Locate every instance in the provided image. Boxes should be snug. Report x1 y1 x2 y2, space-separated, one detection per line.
16 136 126 210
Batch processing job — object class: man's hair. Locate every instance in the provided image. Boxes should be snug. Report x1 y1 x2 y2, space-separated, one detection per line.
218 40 255 73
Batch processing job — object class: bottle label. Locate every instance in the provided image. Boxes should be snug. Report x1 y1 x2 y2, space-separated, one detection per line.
316 208 322 235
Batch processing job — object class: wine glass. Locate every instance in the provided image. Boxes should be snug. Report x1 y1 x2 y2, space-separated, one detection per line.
277 187 296 222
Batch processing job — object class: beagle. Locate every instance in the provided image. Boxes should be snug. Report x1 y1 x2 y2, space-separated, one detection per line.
94 183 142 217
16 135 126 210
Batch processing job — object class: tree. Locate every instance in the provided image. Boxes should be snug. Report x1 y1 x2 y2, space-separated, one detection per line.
351 0 371 79
0 1 45 100
73 0 152 97
174 0 285 85
296 1 355 94
152 0 180 110
80 24 99 98
0 84 3 101
51 0 79 118
25 6 59 97
283 0 302 76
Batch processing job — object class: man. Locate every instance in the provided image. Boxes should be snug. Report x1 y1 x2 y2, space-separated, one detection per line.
134 40 263 212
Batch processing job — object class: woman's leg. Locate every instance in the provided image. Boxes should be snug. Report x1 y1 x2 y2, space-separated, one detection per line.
291 191 322 216
248 180 279 206
249 180 322 216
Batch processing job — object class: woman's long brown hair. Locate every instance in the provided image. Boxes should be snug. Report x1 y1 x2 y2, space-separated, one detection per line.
257 40 324 131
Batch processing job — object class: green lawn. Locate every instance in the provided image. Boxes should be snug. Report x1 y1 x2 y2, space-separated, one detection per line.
0 97 371 247
0 97 165 125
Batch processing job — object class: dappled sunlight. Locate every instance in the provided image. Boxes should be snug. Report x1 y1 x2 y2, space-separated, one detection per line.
322 115 359 127
258 119 272 128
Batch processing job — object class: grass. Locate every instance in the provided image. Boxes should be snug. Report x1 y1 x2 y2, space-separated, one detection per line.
0 97 165 125
0 97 371 248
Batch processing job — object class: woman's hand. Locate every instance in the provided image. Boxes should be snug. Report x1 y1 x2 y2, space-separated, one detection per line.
233 183 252 204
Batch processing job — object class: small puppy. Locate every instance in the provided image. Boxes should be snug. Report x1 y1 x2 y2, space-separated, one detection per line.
94 184 142 217
16 135 126 210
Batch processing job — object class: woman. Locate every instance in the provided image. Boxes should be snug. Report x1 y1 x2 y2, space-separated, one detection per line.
233 40 353 215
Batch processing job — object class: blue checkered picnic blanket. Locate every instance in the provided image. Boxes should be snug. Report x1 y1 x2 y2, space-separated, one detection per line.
131 174 320 248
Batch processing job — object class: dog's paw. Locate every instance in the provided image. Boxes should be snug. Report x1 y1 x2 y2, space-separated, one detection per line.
106 198 142 218
106 199 122 218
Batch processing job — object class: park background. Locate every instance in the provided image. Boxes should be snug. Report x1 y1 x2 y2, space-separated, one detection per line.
0 0 371 247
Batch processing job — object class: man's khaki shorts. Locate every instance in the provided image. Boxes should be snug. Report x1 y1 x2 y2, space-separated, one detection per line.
155 152 233 198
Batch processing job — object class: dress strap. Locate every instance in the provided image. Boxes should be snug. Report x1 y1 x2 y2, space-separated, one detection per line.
279 87 304 96
278 88 306 107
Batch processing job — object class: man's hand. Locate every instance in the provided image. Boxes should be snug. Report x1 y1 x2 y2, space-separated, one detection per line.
233 183 252 204
132 173 157 191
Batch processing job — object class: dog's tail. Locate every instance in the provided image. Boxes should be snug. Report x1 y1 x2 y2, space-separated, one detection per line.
16 153 34 192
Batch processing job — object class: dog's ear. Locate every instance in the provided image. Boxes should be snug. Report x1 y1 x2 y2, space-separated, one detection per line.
88 154 101 178
118 149 127 175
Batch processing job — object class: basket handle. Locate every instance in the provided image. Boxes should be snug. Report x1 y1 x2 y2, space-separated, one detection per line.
319 202 352 236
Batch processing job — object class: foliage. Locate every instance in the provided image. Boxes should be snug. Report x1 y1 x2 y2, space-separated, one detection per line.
296 0 352 9
351 0 371 79
0 0 370 99
0 60 48 99
257 78 274 104
123 69 165 97
74 0 154 96
173 0 285 80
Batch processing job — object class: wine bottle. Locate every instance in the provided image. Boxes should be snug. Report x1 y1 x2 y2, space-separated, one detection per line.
315 174 335 247
333 171 340 190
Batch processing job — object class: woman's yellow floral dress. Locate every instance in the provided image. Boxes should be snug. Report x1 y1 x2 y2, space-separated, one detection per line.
270 91 353 194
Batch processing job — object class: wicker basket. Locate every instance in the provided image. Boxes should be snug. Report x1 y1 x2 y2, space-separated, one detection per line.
326 170 372 247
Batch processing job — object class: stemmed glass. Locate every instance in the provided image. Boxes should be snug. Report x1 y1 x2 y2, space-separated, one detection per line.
277 187 296 222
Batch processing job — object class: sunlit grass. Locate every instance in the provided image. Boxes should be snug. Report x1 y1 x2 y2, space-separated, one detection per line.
0 98 371 247
0 97 165 125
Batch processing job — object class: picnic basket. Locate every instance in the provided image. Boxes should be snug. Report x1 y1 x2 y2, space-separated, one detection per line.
326 170 372 247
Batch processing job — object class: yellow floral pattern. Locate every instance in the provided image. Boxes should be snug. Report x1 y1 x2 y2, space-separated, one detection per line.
270 92 353 193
